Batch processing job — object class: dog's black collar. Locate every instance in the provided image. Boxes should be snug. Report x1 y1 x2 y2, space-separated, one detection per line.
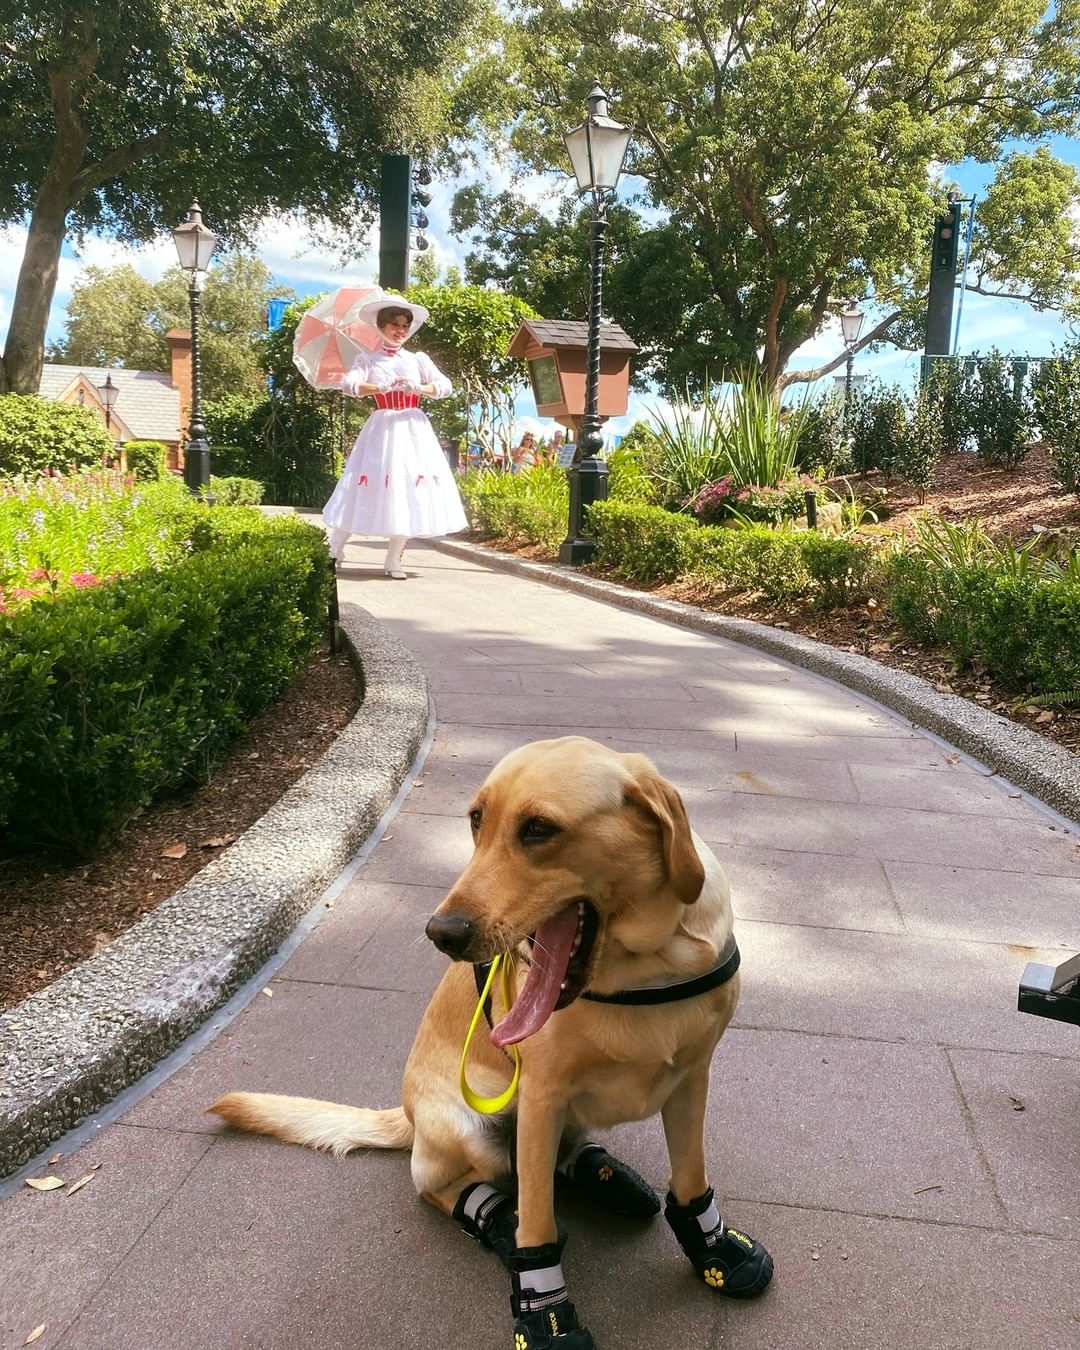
472 934 740 1021
581 934 740 1006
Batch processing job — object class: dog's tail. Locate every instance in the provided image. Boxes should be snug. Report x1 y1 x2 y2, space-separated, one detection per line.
207 1092 413 1157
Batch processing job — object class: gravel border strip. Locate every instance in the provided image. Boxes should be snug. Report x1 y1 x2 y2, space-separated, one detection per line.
0 603 430 1179
434 537 1080 824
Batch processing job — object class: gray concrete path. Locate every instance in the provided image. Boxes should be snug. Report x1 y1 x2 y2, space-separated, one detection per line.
3 538 1079 1350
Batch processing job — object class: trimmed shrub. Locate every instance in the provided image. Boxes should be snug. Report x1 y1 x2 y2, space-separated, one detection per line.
0 510 331 855
211 475 264 505
0 394 114 477
123 439 169 480
588 501 698 581
799 533 879 608
459 466 568 552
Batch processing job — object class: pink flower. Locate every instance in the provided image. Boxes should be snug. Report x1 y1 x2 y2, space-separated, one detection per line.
69 572 101 588
28 568 49 581
12 587 35 600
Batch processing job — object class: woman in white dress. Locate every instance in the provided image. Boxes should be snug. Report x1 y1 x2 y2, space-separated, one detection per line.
323 301 467 579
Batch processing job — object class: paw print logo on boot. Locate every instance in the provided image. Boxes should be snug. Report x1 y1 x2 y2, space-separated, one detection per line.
515 1334 529 1350
597 1165 613 1181
704 1266 725 1289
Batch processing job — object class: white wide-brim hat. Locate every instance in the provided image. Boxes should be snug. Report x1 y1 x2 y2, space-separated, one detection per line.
353 291 430 346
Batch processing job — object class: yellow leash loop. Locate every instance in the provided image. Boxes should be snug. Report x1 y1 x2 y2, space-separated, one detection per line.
459 954 521 1114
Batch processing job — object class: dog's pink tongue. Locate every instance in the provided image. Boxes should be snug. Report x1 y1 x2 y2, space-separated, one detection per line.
490 903 579 1048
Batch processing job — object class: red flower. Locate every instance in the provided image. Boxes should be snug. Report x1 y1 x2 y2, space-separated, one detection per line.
358 474 369 486
69 573 101 588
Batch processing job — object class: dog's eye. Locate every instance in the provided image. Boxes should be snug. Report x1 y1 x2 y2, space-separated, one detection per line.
519 816 559 845
469 808 482 832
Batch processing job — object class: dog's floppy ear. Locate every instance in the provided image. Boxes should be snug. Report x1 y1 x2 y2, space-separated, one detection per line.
623 759 705 905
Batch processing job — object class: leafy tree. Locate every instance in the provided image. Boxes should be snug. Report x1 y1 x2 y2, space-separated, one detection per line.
456 0 1080 391
407 278 540 450
0 0 491 394
54 256 294 400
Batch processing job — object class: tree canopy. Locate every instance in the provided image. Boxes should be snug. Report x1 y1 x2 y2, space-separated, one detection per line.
53 256 294 400
0 0 491 393
455 0 1080 391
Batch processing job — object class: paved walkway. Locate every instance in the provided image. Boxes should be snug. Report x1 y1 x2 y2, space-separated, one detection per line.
3 538 1079 1350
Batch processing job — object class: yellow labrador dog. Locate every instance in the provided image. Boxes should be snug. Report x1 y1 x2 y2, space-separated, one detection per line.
210 736 772 1348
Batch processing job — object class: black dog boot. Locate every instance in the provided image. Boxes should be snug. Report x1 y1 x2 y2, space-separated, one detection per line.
558 1141 660 1220
664 1187 773 1298
509 1240 595 1349
454 1182 519 1268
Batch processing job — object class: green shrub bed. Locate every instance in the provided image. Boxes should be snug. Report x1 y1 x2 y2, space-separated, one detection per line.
459 466 568 553
0 480 331 855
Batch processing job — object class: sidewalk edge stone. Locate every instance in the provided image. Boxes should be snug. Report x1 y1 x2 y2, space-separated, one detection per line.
0 603 430 1179
433 537 1080 823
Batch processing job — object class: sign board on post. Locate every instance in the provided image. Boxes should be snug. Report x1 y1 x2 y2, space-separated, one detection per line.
507 319 638 442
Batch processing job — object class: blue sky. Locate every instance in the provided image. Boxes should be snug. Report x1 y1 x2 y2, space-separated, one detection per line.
2 134 1077 442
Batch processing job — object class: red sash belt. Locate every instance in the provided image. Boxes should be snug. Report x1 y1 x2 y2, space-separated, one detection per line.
373 391 421 410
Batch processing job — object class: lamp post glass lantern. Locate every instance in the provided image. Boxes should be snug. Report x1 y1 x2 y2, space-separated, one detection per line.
559 85 632 566
171 201 218 496
840 298 865 418
97 371 118 434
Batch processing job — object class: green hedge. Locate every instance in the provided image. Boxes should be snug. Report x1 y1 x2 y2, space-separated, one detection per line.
459 467 568 553
587 500 877 606
123 439 170 480
210 475 265 505
0 511 332 856
0 394 115 477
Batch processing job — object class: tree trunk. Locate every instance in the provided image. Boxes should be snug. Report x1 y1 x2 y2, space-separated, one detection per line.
1 195 72 394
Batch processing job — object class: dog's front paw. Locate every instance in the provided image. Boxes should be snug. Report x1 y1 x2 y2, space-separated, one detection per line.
513 1302 595 1349
509 1243 595 1347
664 1188 774 1299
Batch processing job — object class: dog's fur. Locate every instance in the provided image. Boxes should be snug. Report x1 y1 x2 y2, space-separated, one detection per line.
210 736 749 1312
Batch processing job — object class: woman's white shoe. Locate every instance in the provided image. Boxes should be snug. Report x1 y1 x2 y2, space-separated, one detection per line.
384 567 407 580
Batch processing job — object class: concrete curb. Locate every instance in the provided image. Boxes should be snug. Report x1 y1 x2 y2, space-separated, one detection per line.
0 603 430 1179
434 537 1080 824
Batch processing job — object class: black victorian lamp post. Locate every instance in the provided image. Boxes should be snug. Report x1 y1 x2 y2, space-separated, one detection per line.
171 201 218 496
96 371 118 436
559 84 633 565
840 297 865 421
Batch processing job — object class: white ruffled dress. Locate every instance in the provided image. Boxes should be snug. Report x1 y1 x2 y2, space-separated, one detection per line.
322 347 468 538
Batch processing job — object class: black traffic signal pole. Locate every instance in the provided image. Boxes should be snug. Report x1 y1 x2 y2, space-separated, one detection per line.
380 154 411 291
925 198 962 360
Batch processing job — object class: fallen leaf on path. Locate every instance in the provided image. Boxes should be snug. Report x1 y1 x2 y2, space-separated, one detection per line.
25 1176 64 1191
24 1325 45 1344
47 1153 63 1164
262 987 273 998
913 1184 943 1194
197 836 228 849
66 1172 96 1196
160 842 188 859
1009 1095 1025 1112
809 1250 820 1261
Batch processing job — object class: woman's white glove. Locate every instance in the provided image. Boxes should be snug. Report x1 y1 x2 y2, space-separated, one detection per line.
368 368 396 392
391 377 423 396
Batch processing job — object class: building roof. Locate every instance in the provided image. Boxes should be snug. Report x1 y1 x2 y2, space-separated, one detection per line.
515 319 639 352
38 365 182 444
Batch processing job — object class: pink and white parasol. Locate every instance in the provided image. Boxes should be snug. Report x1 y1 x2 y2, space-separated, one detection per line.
292 285 388 390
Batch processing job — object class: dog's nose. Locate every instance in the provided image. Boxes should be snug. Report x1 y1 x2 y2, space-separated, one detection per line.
425 912 475 958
